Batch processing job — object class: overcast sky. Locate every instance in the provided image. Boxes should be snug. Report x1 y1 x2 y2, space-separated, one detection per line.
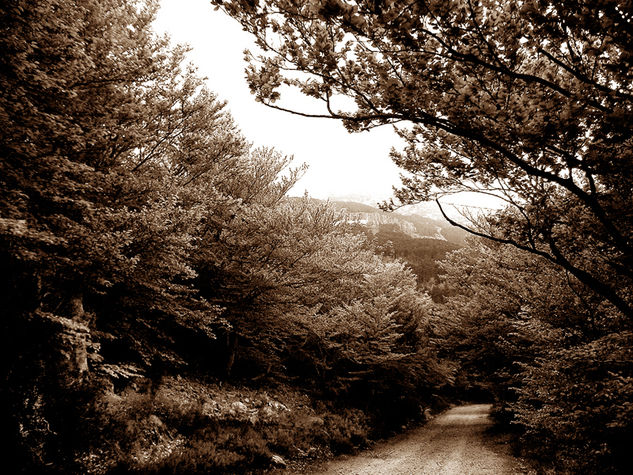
154 0 403 202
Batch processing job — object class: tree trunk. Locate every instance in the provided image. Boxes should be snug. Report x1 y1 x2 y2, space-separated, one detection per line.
226 331 239 378
68 293 89 376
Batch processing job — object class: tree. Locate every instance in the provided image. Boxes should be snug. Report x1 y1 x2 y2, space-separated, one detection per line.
0 0 249 372
298 255 451 428
214 0 633 317
434 237 633 472
0 1 246 468
436 240 597 399
0 0 194 331
1 0 458 471
193 175 374 378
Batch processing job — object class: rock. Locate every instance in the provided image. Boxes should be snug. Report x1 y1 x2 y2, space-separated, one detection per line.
271 454 287 466
306 416 324 426
231 401 248 413
270 401 288 411
148 414 164 428
202 400 219 416
260 405 275 418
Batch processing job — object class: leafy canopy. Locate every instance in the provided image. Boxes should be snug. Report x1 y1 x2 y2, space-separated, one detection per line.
214 0 633 317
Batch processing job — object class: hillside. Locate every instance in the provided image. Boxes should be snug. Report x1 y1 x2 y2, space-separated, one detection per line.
324 201 465 282
373 229 461 282
329 200 468 245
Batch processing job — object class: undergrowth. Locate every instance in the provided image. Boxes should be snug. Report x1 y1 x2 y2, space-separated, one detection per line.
74 376 375 474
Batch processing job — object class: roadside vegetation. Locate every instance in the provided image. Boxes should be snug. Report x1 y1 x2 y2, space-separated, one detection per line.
2 1 632 474
1 2 450 473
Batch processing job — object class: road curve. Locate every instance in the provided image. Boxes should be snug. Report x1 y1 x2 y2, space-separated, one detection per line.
311 404 527 475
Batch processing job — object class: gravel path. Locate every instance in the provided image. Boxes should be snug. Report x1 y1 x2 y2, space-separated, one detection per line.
311 404 528 475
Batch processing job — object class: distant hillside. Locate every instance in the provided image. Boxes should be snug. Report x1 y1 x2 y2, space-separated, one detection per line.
332 201 421 238
285 198 468 281
373 229 461 282
398 213 469 246
328 200 381 213
330 200 469 245
326 200 467 282
397 201 446 221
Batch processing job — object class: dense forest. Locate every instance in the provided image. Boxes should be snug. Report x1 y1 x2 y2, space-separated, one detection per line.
2 1 632 474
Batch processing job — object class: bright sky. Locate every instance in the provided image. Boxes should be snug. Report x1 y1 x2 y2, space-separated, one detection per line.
154 0 402 202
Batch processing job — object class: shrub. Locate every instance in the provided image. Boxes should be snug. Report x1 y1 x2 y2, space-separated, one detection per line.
509 332 633 474
69 376 377 473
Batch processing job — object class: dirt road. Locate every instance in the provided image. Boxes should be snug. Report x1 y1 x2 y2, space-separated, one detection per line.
312 404 527 475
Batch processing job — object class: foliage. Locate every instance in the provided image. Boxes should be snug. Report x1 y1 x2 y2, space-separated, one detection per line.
435 238 632 472
1 1 456 472
373 229 460 282
290 257 453 431
70 377 370 474
0 0 235 375
1 1 202 469
214 0 633 317
192 190 364 378
511 332 633 474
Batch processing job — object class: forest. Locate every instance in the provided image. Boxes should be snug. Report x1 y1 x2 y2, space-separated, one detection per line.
1 1 631 474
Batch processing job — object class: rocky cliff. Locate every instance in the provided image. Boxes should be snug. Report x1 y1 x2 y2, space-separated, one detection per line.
344 211 444 239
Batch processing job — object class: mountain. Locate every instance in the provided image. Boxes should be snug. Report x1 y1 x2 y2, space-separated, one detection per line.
332 201 422 238
396 201 446 221
327 194 389 208
330 200 468 245
285 197 468 281
326 200 468 283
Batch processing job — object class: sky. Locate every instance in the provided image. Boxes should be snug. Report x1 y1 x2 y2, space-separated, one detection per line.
154 0 403 202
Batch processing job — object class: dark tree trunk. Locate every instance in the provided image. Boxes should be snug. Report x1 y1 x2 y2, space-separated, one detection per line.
68 292 89 376
226 331 239 377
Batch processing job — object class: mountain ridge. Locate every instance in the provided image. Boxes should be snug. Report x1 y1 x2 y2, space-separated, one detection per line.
328 200 468 245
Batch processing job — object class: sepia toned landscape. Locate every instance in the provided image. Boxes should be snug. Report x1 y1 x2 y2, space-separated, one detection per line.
2 1 632 473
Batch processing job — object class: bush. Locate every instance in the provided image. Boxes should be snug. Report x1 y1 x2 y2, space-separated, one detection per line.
68 376 376 474
508 332 633 474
